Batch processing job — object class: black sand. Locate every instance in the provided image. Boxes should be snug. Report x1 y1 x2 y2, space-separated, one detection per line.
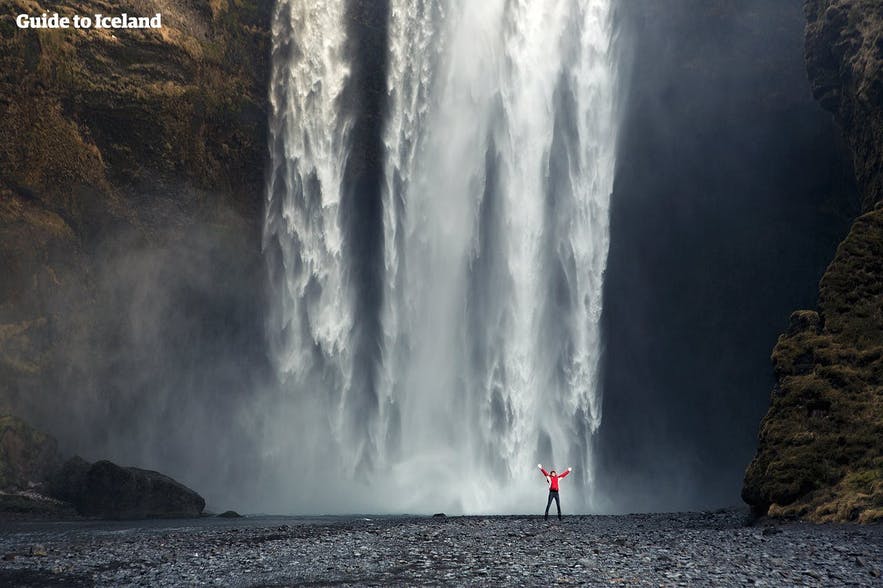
1 510 881 586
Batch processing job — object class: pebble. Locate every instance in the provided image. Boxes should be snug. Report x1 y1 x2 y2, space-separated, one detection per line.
0 511 880 586
28 544 47 557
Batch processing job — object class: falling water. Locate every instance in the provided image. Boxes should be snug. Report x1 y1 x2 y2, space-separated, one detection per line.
263 0 617 514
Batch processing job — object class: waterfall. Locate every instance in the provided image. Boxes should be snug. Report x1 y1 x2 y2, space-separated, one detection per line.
263 0 617 514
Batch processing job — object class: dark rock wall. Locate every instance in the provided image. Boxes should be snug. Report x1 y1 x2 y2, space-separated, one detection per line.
743 0 883 522
597 0 858 512
0 0 273 508
805 0 883 212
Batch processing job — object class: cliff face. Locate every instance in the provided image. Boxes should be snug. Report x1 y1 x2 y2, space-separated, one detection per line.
805 0 883 211
598 0 857 512
743 0 883 522
0 0 272 496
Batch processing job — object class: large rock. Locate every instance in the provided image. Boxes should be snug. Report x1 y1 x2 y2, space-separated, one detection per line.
743 0 883 522
46 455 90 504
1 416 205 519
69 460 206 519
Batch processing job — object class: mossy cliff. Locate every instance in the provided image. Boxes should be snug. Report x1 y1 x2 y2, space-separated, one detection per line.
0 1 271 453
743 0 883 522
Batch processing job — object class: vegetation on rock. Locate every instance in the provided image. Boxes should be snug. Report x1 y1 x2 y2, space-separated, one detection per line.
743 215 883 521
743 0 883 522
0 1 271 464
805 0 883 211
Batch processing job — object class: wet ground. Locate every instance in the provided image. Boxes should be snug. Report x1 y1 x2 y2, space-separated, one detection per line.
0 510 881 586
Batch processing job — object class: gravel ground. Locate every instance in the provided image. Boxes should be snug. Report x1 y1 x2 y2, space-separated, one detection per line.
0 510 881 586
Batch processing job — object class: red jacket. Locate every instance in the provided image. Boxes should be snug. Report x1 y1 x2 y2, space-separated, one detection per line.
540 467 570 491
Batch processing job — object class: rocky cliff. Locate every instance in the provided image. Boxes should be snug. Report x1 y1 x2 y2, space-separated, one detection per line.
743 0 883 522
0 0 272 495
599 0 857 512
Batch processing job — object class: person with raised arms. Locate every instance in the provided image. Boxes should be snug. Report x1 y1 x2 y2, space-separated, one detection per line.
538 464 573 521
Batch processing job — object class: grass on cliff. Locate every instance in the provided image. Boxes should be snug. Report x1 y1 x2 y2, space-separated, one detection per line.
744 209 883 522
1 0 269 220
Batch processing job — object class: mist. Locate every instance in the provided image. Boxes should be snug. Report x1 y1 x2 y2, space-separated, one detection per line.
15 204 271 512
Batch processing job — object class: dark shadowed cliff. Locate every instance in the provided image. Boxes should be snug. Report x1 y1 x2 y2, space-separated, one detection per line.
743 0 883 522
0 0 273 507
597 0 858 513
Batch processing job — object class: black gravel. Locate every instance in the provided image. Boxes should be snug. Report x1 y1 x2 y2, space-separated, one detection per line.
0 510 881 586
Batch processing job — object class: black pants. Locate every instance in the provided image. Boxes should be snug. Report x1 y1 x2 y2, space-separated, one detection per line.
545 491 561 519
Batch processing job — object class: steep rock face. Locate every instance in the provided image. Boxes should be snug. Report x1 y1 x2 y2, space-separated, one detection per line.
743 0 883 522
805 0 883 211
1 0 270 213
599 0 857 512
0 0 272 496
0 414 61 490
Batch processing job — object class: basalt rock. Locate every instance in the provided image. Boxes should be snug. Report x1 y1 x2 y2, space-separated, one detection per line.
2 416 205 519
743 0 883 523
70 460 205 519
805 0 883 212
46 455 90 504
47 455 205 519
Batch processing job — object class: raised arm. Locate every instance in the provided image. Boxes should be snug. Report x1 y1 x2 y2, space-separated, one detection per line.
538 463 549 477
559 467 573 479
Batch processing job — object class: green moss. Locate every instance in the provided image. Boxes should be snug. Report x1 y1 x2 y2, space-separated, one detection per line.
843 468 882 493
767 0 883 520
0 1 271 454
744 210 883 522
1 0 270 221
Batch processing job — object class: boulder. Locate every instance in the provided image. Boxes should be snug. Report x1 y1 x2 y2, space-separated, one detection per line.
71 460 205 519
47 456 91 504
1 416 205 519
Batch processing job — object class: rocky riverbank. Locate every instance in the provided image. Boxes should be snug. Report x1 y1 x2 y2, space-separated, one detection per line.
0 511 880 586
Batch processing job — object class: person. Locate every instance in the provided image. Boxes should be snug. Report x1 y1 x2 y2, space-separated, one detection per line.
538 463 572 521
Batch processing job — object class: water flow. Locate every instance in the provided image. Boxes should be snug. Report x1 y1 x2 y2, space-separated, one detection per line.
262 0 359 482
264 0 617 514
